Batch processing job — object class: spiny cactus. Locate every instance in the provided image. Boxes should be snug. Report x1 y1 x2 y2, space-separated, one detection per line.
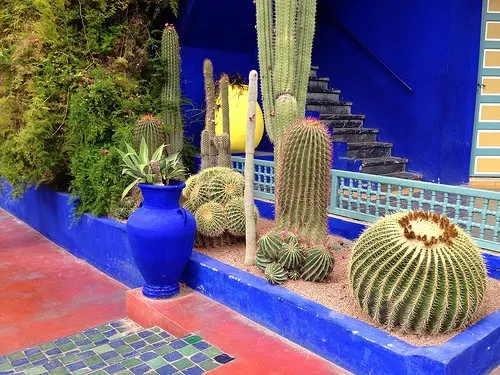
349 211 487 334
133 114 166 157
264 262 288 285
161 24 183 160
195 202 226 238
256 250 274 272
225 197 259 237
255 0 317 145
183 174 199 201
301 245 335 282
201 59 217 170
275 118 332 244
209 173 245 204
279 242 305 270
257 230 283 260
284 232 301 246
244 70 259 266
214 75 231 168
288 269 301 280
187 181 211 211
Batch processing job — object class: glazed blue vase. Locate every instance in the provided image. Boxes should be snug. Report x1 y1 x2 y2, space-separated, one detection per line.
126 181 196 299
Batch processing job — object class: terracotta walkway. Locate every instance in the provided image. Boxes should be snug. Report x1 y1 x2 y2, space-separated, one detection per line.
0 209 127 355
0 208 348 374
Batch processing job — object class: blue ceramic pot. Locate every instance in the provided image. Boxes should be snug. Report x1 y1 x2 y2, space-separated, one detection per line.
126 181 196 299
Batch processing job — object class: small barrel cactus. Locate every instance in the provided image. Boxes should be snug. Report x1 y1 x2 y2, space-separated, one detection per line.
275 118 332 244
301 245 335 282
257 230 283 260
264 262 288 285
349 211 487 334
195 202 226 238
225 197 259 237
279 242 305 270
256 251 273 272
133 114 166 156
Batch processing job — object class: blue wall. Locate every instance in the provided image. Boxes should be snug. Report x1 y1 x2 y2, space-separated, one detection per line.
313 1 482 184
177 0 483 184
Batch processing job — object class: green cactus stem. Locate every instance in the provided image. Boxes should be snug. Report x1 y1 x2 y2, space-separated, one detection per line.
209 172 245 204
301 245 335 282
255 0 317 145
288 269 301 280
161 24 183 161
264 262 288 285
202 59 217 170
133 114 166 157
349 211 487 334
195 201 226 238
256 250 274 272
214 74 232 168
275 118 332 244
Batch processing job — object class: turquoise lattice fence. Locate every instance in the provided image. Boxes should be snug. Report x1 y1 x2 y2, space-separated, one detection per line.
232 156 500 253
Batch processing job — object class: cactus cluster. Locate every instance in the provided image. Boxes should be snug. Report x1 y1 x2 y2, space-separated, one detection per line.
275 118 332 244
182 167 259 246
255 0 317 145
133 114 166 158
256 229 335 285
201 60 232 169
349 211 487 334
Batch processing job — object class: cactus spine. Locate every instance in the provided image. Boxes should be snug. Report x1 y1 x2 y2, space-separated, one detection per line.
244 70 259 266
255 0 317 145
349 211 487 334
133 114 166 157
161 24 183 159
275 118 332 244
301 245 334 282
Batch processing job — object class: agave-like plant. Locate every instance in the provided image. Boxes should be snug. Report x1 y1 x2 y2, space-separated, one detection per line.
116 137 185 199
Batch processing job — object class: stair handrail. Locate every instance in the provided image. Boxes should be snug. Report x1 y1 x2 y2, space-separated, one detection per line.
319 6 414 93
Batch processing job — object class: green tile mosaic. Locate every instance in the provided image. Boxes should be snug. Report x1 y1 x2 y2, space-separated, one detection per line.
3 320 233 375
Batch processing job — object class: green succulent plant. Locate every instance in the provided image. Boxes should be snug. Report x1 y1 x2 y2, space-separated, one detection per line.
133 114 166 157
210 172 245 204
195 201 226 238
257 230 283 260
225 197 259 237
256 250 274 272
288 269 301 280
264 262 288 285
301 245 335 282
279 242 305 270
116 138 184 199
349 211 487 334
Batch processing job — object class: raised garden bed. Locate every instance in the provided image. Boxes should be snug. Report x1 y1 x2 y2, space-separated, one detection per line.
1 182 499 374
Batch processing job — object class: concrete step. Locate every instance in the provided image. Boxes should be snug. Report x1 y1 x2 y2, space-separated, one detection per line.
310 66 319 78
347 142 392 159
320 114 365 128
384 171 423 180
360 157 408 175
333 128 379 142
307 100 352 115
306 89 341 102
307 77 330 92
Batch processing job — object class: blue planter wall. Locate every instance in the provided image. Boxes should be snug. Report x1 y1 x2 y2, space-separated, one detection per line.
176 0 482 184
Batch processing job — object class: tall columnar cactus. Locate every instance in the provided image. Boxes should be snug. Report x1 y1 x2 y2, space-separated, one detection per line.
213 75 231 168
201 59 217 170
349 211 487 334
244 70 259 266
255 0 317 145
275 118 332 244
133 114 166 157
161 24 183 159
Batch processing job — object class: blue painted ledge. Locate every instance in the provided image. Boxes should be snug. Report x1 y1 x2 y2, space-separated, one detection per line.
1 182 499 374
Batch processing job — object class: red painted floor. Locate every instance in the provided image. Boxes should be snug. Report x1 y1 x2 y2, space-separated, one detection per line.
127 288 351 375
0 209 127 355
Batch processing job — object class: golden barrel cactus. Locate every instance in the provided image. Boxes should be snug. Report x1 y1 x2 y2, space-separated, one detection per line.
349 211 487 334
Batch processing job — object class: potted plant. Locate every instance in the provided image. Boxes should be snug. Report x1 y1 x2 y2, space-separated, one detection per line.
117 138 196 299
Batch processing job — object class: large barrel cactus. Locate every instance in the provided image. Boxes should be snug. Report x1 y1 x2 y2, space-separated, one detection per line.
133 114 166 157
275 118 332 244
349 211 487 334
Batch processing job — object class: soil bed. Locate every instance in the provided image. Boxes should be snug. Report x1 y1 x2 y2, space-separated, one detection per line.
195 219 500 347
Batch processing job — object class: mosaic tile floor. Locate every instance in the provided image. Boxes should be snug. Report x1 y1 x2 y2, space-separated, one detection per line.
0 319 234 375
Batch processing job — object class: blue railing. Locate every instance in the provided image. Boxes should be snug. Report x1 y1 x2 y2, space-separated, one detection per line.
232 156 500 253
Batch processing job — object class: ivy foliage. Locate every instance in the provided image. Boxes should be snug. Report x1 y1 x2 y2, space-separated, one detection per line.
0 0 181 216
